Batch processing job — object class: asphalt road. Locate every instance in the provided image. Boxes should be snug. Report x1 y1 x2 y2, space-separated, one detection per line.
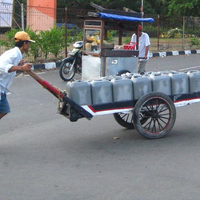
1 54 200 200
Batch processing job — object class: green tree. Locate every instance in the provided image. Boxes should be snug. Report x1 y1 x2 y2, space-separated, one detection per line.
63 0 141 12
0 28 42 60
25 27 41 60
38 30 52 59
0 28 18 48
147 0 169 15
48 26 65 58
168 0 200 16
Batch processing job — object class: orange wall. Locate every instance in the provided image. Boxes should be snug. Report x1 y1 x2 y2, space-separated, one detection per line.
27 0 56 31
27 0 56 8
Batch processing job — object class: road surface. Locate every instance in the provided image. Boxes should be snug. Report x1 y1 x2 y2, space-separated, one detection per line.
1 54 200 200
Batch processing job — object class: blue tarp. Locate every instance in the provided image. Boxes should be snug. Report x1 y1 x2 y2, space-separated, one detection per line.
97 12 154 23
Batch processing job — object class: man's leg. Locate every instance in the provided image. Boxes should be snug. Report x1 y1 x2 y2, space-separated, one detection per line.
138 60 147 75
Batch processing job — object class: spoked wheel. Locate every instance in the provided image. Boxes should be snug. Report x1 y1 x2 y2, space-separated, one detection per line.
113 112 135 129
133 92 176 139
59 60 76 81
113 110 148 129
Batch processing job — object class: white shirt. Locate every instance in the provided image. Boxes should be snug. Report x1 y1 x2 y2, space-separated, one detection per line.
131 32 150 59
0 47 23 93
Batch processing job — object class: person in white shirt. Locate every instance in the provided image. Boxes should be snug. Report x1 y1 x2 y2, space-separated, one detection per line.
131 25 150 74
0 31 35 120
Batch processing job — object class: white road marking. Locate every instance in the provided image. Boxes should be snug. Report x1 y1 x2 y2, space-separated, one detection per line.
179 66 200 71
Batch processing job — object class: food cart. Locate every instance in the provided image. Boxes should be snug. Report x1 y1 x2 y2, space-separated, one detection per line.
80 3 154 80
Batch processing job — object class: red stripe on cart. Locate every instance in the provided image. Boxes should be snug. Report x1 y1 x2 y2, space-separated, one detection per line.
174 97 200 107
174 97 200 103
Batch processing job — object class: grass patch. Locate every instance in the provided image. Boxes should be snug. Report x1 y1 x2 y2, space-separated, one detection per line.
122 37 200 52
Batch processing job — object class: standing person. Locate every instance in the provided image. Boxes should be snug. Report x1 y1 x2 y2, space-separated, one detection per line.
0 31 35 120
131 25 150 75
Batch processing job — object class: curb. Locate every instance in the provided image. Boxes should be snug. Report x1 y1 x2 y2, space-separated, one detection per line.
32 61 62 71
150 49 200 58
32 49 200 70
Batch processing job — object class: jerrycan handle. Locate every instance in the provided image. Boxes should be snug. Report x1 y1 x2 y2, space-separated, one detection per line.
162 70 177 74
152 72 162 76
132 73 142 78
187 70 200 74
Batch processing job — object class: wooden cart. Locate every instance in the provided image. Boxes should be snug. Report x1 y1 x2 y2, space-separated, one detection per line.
27 70 200 139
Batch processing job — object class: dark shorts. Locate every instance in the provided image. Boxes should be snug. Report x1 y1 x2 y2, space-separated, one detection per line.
0 93 10 114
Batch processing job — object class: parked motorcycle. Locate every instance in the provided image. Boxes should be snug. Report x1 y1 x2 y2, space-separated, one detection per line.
59 41 83 81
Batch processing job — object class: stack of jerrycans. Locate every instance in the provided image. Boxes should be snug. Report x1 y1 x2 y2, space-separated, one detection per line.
66 74 153 106
66 78 114 106
149 71 189 95
65 70 194 107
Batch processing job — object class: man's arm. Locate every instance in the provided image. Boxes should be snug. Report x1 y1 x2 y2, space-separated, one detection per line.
8 63 32 72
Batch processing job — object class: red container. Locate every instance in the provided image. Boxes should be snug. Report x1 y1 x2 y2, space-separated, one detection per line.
123 42 137 50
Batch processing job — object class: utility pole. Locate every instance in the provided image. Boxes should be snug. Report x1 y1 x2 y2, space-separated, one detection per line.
21 3 24 30
157 14 160 51
65 7 68 57
140 0 144 27
182 16 185 50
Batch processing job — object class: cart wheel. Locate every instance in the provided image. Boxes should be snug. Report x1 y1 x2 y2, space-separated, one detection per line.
113 111 149 129
113 112 135 129
133 92 176 139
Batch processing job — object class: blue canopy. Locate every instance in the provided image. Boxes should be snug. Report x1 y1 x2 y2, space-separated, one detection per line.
97 12 154 23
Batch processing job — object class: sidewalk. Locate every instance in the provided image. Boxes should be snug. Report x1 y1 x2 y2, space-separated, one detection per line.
32 49 200 71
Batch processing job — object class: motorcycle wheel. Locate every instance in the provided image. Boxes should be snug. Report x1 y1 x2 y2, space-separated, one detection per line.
59 60 76 81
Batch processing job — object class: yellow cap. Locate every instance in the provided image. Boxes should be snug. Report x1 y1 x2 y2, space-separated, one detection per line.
14 31 35 43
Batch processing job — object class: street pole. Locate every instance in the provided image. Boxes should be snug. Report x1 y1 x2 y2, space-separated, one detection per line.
141 0 144 27
157 14 160 51
65 7 68 57
182 16 185 50
21 3 24 30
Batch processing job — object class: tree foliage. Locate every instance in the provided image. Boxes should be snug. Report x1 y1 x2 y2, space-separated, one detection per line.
63 0 200 16
15 0 200 17
168 0 200 16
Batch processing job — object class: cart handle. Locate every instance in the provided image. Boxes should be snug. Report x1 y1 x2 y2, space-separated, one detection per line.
27 71 93 120
28 70 64 100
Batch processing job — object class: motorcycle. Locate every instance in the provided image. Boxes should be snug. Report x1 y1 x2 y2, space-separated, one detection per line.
59 41 83 81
